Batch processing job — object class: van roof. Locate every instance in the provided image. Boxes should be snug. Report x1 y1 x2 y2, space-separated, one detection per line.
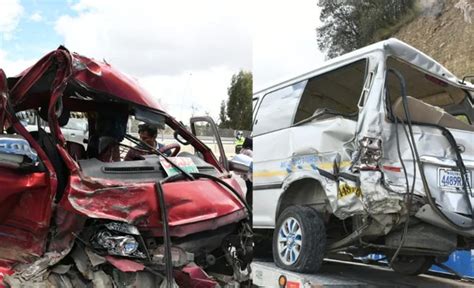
254 38 474 95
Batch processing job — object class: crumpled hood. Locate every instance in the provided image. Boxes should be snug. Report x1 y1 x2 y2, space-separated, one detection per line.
9 47 162 111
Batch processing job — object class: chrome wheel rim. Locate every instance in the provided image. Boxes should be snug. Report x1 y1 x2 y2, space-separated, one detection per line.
277 217 302 265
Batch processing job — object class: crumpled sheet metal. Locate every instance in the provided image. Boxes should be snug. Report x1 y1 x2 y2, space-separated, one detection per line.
318 165 403 220
4 245 73 287
323 175 364 220
359 171 404 214
61 174 246 238
64 175 158 224
278 151 405 220
253 112 406 220
254 117 357 187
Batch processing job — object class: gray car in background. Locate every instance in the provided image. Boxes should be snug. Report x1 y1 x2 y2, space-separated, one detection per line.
17 111 88 145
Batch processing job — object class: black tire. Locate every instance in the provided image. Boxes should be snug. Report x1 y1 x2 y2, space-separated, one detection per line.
272 205 326 273
390 255 434 276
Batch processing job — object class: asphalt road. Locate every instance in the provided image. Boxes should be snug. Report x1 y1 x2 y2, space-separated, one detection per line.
252 258 474 287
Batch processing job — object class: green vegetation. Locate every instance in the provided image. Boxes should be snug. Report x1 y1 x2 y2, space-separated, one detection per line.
317 0 417 59
219 70 253 131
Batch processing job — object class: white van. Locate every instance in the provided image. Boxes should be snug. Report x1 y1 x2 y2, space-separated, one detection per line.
253 38 474 275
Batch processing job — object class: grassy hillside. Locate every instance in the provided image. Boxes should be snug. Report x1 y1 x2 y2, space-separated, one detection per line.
394 0 474 79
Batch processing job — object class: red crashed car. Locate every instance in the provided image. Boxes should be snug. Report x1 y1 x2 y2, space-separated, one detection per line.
0 47 252 287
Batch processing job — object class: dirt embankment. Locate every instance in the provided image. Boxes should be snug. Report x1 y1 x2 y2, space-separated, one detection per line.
394 0 473 79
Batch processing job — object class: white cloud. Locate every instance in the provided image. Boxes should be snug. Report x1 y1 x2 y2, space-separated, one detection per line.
54 0 251 122
0 0 24 40
138 66 236 122
0 49 36 78
253 0 325 90
30 11 43 22
55 0 251 77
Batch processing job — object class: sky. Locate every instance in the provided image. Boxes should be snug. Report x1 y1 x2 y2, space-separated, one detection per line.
253 0 325 91
0 0 324 121
0 0 252 122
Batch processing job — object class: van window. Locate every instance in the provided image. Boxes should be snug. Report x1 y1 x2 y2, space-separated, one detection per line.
293 59 367 124
253 80 306 135
386 57 474 132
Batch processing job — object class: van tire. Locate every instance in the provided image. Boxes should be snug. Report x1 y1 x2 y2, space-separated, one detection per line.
273 205 326 273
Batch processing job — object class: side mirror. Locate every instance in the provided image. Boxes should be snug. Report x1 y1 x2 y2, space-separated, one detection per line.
229 154 252 174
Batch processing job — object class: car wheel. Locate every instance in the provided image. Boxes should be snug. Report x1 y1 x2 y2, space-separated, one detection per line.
390 255 434 276
273 205 326 273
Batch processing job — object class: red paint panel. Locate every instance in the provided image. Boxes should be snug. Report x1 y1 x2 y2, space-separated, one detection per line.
162 179 244 226
62 175 159 224
71 53 162 111
0 168 52 262
11 49 162 112
175 264 218 287
0 260 14 288
0 169 48 217
382 165 402 172
287 281 301 288
62 175 245 237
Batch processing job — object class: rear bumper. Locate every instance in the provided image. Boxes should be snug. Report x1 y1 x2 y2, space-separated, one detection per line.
415 204 474 238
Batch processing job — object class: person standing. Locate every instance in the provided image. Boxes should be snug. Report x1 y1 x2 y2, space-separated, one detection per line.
234 130 245 154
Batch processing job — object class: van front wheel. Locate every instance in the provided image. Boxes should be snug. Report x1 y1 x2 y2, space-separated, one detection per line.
273 205 326 273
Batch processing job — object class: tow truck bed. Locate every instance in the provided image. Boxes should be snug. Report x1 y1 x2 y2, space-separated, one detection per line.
251 259 473 287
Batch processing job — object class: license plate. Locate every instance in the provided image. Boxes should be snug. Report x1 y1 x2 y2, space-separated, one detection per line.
438 168 472 192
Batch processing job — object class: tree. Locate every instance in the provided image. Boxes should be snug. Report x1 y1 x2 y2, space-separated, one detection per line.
220 70 252 131
218 100 229 128
317 0 416 59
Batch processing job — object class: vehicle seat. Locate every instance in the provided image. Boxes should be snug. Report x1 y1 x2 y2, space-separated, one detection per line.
97 136 121 162
392 96 474 132
66 141 87 161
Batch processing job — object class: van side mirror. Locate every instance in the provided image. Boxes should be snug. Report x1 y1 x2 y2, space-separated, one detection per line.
229 154 252 174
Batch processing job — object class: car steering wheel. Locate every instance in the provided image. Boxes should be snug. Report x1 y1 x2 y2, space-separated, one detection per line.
159 143 181 156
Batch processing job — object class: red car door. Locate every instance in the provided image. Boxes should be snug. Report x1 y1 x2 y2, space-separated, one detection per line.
0 69 56 263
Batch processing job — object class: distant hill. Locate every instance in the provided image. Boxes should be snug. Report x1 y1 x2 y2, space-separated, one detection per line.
394 0 473 80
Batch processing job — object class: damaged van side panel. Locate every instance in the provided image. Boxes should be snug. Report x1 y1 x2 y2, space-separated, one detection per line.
253 117 358 226
254 38 474 230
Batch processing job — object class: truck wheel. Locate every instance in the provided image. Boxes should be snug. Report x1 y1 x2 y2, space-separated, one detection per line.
390 255 434 276
273 205 326 273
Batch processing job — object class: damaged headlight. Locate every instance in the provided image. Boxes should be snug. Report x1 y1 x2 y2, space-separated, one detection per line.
91 222 146 259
